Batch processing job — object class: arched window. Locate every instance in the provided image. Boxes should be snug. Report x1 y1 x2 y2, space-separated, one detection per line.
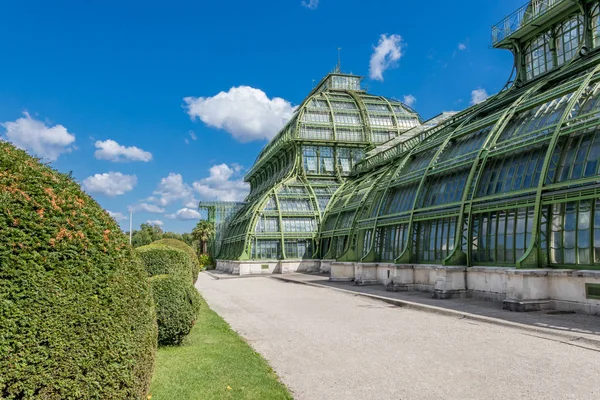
555 15 583 66
592 3 600 48
524 32 553 80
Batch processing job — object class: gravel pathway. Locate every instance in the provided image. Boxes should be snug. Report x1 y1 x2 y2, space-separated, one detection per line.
196 273 600 400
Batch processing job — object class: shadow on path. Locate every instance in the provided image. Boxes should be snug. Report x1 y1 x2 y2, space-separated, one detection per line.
273 273 600 340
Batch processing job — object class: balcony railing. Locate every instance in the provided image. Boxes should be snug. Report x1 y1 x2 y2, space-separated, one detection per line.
491 0 566 45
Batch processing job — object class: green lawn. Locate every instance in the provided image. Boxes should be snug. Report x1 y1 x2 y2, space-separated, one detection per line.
149 296 293 400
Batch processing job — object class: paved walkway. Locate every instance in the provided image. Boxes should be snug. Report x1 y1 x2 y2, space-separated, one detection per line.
271 273 600 343
196 273 600 400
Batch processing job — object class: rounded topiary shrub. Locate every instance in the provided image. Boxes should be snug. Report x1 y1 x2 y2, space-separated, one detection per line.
0 142 157 399
149 275 201 346
136 244 193 284
153 238 200 282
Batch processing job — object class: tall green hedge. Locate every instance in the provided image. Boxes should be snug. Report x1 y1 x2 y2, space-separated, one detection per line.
136 244 193 284
149 275 202 345
0 142 157 399
153 238 200 282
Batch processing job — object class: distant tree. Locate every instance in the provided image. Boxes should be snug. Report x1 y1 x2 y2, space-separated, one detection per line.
162 232 183 241
131 229 152 248
192 220 215 255
127 222 199 250
180 233 195 249
130 223 164 248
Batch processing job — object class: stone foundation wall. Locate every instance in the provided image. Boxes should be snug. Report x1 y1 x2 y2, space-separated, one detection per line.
216 259 322 276
329 262 600 315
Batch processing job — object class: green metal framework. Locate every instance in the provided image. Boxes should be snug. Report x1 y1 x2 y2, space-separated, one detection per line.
219 1 600 271
198 201 245 256
218 72 421 260
320 0 600 270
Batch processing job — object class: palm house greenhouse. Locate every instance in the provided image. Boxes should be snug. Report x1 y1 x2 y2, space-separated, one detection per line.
212 0 600 315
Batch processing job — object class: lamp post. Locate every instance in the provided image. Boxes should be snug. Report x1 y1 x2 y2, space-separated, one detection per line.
129 211 133 245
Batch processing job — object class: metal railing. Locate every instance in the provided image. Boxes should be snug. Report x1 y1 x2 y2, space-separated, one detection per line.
491 0 566 45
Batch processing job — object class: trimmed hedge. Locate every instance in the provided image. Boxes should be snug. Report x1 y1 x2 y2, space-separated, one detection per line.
149 275 202 345
0 142 157 399
153 238 200 282
137 244 193 284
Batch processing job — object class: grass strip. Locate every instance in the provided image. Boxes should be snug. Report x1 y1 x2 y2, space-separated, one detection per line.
149 296 293 400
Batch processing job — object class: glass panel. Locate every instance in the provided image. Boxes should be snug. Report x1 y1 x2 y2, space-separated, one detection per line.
594 4 600 48
369 115 395 127
317 196 331 213
310 99 328 108
282 218 317 233
477 146 545 197
303 111 331 123
255 216 280 233
438 125 492 163
303 146 318 174
330 101 357 110
471 208 534 265
554 128 600 183
337 148 353 175
362 229 373 257
336 211 355 229
299 126 334 140
334 113 361 125
279 186 308 195
328 75 361 91
379 184 419 216
365 103 390 112
251 240 280 259
525 31 553 80
595 199 600 263
278 199 310 212
396 117 419 129
556 15 583 66
417 217 457 263
372 130 396 143
578 200 591 264
337 129 364 142
421 170 469 207
263 196 277 211
285 240 313 259
497 92 572 143
319 147 335 174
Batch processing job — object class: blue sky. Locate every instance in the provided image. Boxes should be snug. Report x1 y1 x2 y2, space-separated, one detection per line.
0 0 525 233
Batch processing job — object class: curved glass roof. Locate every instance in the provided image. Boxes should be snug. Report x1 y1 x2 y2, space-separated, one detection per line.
318 50 600 270
218 1 600 271
219 72 422 261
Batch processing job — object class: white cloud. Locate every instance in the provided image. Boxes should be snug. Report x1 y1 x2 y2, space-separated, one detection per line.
301 0 319 9
166 207 202 221
107 210 128 222
83 172 136 196
146 220 164 227
184 86 296 142
470 88 489 105
94 139 152 162
193 163 250 202
403 95 416 107
1 112 75 161
129 203 165 213
152 173 197 207
458 43 467 51
369 34 404 81
184 199 199 208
